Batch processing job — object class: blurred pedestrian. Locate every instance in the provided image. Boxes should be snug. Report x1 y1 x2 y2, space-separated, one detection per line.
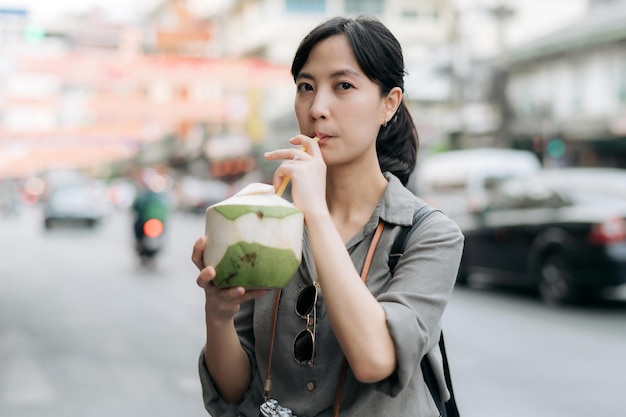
192 16 464 417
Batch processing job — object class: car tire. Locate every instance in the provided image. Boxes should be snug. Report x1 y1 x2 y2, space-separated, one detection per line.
538 252 576 305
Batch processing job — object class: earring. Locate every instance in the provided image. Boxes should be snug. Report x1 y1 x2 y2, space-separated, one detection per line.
382 119 388 128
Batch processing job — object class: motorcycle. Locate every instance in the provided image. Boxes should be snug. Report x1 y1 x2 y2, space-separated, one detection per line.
135 217 165 265
131 170 172 267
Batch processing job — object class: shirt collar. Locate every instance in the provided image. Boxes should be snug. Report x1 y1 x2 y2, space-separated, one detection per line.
353 172 417 242
347 172 416 247
377 172 417 227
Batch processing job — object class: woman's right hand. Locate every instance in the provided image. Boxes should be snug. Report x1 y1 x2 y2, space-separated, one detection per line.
192 236 267 322
192 236 261 404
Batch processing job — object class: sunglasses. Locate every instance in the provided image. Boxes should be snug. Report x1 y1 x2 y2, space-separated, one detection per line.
293 284 318 366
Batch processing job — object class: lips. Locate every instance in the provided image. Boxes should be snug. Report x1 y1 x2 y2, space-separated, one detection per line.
315 133 331 145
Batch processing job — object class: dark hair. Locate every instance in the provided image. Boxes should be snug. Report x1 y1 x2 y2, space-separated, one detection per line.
291 16 418 185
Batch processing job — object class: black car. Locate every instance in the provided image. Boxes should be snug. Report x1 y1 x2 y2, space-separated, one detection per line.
455 170 626 305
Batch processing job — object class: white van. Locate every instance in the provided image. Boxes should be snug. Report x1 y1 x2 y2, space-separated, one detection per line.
412 148 542 218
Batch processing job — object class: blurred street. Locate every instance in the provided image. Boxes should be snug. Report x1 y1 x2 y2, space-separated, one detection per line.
0 207 208 417
2 207 626 417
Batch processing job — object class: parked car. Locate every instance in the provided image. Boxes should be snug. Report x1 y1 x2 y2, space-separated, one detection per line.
539 167 626 201
43 181 111 229
39 168 89 202
175 176 231 213
456 171 626 305
412 148 541 219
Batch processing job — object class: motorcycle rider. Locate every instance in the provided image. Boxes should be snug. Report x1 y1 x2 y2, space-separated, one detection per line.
132 169 171 255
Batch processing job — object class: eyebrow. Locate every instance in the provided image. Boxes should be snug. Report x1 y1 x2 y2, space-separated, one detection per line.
296 68 362 81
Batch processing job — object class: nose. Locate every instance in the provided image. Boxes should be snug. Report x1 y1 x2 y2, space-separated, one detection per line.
309 89 330 120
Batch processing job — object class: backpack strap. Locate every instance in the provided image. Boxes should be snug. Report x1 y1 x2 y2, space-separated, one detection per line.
439 333 460 417
388 205 440 272
388 205 460 417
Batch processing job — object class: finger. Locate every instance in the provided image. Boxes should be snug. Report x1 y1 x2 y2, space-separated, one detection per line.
264 148 307 162
223 286 247 299
292 135 320 156
226 288 268 305
192 236 206 270
196 266 216 288
245 289 270 300
265 135 316 161
273 168 289 192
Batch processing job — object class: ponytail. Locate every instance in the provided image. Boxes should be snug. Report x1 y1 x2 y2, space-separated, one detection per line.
376 102 418 185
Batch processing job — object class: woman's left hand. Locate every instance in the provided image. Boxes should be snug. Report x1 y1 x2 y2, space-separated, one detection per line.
264 135 327 218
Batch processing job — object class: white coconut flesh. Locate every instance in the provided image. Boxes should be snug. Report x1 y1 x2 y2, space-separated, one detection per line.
204 183 304 288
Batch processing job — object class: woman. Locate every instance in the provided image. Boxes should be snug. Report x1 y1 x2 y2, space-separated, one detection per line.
192 16 464 417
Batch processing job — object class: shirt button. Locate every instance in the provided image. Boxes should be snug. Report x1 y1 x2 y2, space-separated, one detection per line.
306 381 315 391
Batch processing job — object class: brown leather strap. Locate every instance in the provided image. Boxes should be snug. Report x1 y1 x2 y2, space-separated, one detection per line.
361 221 385 282
333 359 349 416
265 221 385 415
263 289 282 401
332 221 384 417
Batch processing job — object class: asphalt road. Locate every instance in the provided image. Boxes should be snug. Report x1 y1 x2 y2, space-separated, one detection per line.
1 206 625 417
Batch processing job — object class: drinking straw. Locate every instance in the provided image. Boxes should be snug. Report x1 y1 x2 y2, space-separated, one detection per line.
276 137 319 197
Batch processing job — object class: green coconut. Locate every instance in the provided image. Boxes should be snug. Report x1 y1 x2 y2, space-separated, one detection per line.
204 183 304 289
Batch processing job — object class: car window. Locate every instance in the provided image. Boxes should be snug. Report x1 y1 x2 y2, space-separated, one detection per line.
487 181 569 211
567 190 626 206
430 178 467 193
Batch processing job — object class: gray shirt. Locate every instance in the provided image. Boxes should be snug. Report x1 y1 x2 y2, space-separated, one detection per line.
199 173 464 417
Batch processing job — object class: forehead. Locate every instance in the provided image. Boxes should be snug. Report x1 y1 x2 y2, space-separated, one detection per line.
300 35 361 76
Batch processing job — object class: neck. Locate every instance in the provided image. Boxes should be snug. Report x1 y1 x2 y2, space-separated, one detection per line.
326 165 388 225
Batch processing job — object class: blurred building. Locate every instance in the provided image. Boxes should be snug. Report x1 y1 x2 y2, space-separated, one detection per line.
4 0 611 183
144 0 295 182
145 0 214 56
199 0 464 155
0 7 160 178
501 0 626 168
203 0 587 159
0 2 292 182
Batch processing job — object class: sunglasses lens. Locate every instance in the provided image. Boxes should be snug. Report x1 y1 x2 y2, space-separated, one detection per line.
295 285 317 318
294 285 317 365
293 329 314 364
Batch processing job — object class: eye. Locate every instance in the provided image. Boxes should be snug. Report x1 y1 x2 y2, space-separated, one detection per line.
297 82 314 93
337 82 353 90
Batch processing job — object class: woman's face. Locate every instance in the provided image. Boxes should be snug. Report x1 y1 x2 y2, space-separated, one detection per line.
294 35 392 167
